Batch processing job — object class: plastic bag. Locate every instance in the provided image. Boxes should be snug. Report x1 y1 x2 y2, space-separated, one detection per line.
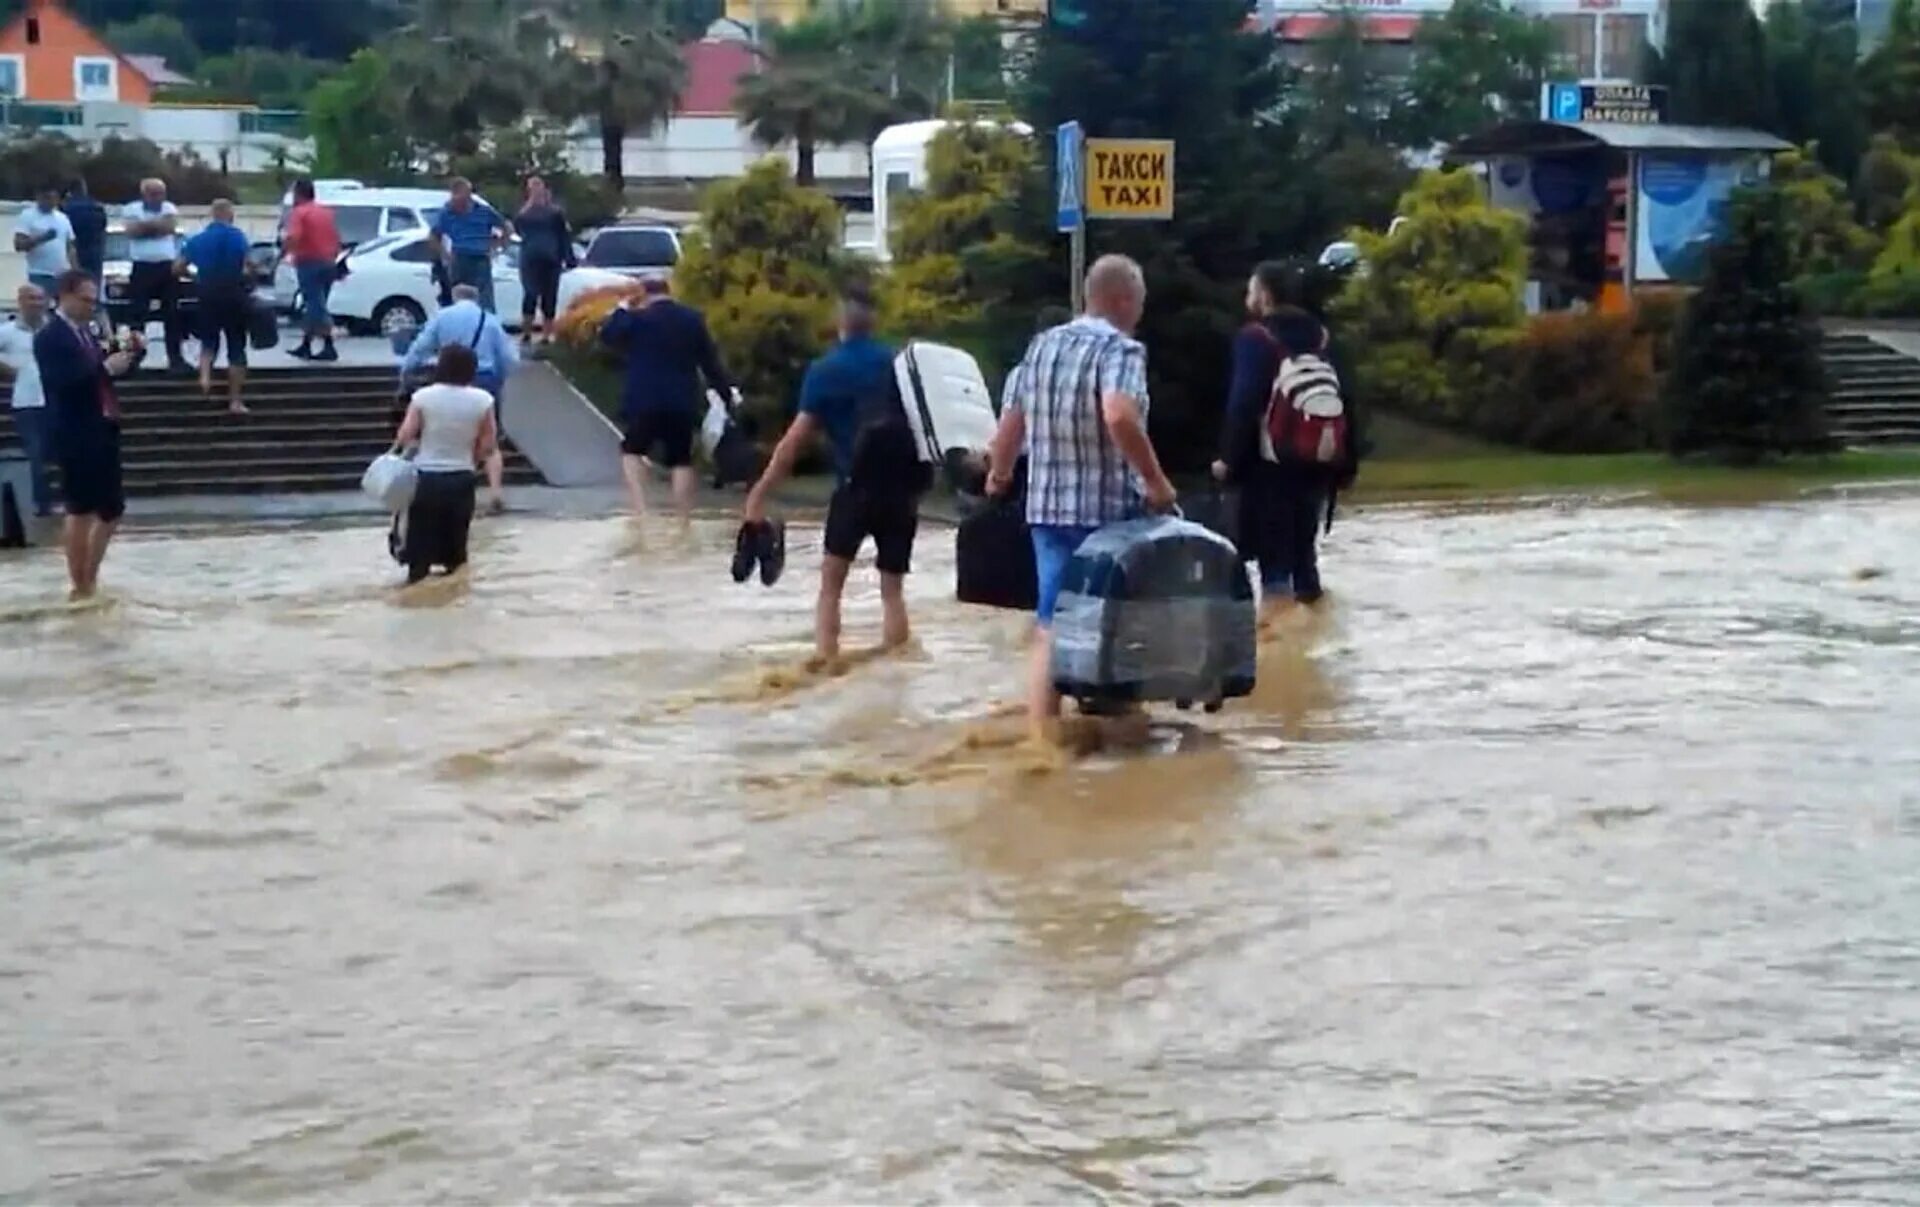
699 391 729 460
361 449 418 513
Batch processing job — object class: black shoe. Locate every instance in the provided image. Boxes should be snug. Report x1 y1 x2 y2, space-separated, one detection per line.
315 345 339 363
288 345 313 360
757 519 786 588
731 521 758 583
167 360 194 376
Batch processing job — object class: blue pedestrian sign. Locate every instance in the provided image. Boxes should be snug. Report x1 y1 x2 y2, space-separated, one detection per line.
1056 120 1084 233
1549 82 1582 123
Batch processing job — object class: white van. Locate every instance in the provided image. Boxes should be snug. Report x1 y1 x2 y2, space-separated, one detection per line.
272 184 491 314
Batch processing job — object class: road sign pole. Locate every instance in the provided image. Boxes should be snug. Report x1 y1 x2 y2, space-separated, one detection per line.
1057 119 1086 315
1070 220 1086 314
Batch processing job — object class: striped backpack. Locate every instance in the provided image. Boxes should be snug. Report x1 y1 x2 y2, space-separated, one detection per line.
1259 330 1349 467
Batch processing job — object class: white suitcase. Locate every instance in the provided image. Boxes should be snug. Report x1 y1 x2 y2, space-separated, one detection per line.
894 340 997 470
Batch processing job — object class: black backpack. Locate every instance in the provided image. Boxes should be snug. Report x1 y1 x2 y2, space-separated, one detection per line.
847 367 933 495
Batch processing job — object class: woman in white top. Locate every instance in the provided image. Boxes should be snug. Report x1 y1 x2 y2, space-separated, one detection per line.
393 344 497 583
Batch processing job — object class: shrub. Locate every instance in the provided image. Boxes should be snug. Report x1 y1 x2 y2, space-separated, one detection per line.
1495 312 1656 452
1773 145 1878 277
552 281 644 352
1332 169 1529 427
1662 187 1832 460
674 159 843 433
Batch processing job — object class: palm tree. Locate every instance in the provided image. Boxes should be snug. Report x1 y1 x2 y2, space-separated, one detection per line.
543 0 690 187
386 0 544 161
736 0 955 187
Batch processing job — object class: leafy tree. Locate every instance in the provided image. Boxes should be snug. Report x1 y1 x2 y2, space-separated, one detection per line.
879 123 1046 345
165 49 331 109
383 0 547 162
102 14 200 72
1854 133 1920 231
306 48 415 180
1019 0 1326 465
1396 0 1550 150
1652 0 1776 129
33 0 404 62
675 159 845 434
737 0 956 186
1772 145 1878 277
540 0 688 188
1293 11 1398 154
1863 0 1920 147
1766 0 1868 179
1330 170 1528 429
1662 187 1831 459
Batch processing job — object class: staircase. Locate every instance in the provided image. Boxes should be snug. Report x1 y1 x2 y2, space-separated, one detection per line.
1821 332 1920 447
0 366 542 498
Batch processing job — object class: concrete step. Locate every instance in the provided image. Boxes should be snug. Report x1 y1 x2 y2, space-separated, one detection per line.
1831 422 1920 443
1826 399 1920 416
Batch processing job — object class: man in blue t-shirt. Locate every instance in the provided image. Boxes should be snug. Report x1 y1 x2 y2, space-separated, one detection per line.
177 199 253 415
427 177 509 313
745 287 917 664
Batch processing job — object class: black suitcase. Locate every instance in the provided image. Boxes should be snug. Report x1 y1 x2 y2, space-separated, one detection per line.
246 301 279 352
956 498 1037 612
709 419 763 488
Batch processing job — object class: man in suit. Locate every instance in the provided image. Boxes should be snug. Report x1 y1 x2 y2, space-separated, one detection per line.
36 270 140 599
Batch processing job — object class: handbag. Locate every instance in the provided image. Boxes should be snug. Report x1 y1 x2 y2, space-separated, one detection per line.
361 446 418 513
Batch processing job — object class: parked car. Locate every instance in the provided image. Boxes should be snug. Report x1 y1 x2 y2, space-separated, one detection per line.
103 226 275 330
323 229 630 337
580 224 681 278
271 186 483 315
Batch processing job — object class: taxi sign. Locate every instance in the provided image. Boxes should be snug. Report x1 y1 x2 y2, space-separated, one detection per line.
1085 138 1174 221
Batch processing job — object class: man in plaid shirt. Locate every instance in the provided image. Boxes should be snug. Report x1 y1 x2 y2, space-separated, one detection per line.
986 254 1177 741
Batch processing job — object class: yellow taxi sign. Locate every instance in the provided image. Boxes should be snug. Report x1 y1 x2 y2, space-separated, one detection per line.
1085 138 1174 221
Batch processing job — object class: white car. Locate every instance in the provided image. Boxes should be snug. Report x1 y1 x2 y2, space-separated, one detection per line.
270 187 479 314
579 224 681 279
323 229 631 337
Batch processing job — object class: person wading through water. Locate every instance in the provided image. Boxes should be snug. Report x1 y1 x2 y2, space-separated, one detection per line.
744 286 923 667
1212 260 1360 625
392 343 498 585
986 255 1177 745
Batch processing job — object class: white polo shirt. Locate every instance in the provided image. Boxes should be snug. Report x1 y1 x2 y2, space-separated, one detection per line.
0 317 46 409
120 200 180 262
13 206 73 277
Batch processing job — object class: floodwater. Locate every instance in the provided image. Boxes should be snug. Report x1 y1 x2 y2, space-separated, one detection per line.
4 493 1919 1204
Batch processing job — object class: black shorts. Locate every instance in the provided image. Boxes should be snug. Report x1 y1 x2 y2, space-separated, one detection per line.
61 427 125 522
824 484 919 575
197 292 249 367
622 409 696 468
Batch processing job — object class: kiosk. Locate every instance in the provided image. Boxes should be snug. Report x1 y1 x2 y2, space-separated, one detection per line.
1451 114 1789 315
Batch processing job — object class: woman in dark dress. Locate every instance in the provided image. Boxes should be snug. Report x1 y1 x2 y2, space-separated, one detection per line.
1212 260 1357 624
512 175 574 348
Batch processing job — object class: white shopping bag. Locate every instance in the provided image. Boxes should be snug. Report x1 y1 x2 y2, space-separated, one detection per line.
699 390 729 460
362 449 418 513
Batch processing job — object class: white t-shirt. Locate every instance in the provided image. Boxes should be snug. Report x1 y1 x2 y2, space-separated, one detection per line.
410 383 494 472
0 318 46 409
120 200 180 262
13 206 73 277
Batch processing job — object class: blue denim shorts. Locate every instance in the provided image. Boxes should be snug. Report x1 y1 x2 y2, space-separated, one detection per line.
296 262 333 327
1031 524 1099 626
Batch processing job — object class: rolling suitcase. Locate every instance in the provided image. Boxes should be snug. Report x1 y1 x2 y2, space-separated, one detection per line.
1050 515 1257 712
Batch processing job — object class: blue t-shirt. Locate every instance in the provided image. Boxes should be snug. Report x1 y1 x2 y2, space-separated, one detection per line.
63 197 107 269
799 335 895 481
432 201 505 257
182 222 250 289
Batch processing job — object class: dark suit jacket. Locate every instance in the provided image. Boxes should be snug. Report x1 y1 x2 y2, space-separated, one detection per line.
34 315 117 461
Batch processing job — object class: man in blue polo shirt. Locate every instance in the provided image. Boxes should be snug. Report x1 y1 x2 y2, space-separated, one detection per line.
745 287 919 665
428 177 509 313
177 198 252 415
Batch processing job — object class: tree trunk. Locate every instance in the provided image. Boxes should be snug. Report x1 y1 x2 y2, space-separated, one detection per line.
796 112 816 186
602 118 626 189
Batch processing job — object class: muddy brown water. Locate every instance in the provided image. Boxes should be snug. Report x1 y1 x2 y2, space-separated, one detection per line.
3 495 1919 1203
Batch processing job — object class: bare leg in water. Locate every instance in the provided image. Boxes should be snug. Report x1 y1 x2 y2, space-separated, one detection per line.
622 454 650 518
878 571 909 649
670 465 696 527
63 515 115 599
812 554 851 668
1025 624 1061 746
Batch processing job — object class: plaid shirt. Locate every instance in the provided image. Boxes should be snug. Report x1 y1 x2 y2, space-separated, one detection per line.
1002 316 1149 528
